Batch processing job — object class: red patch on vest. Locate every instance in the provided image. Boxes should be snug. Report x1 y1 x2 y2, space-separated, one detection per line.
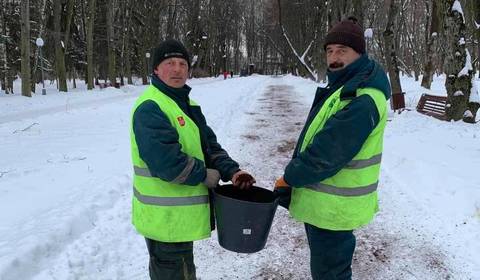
177 116 185 126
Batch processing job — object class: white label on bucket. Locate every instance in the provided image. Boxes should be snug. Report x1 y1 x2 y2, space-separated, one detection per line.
243 229 252 235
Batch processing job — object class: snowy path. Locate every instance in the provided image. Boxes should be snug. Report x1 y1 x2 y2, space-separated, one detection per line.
1 75 478 279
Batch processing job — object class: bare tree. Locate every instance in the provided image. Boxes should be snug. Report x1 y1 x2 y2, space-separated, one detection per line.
29 0 48 93
383 0 403 96
421 0 441 89
117 0 131 85
54 0 68 92
166 0 179 39
443 0 478 123
124 0 133 84
0 0 9 94
328 0 348 26
86 0 96 89
106 0 116 85
20 0 31 97
474 0 480 78
352 0 364 27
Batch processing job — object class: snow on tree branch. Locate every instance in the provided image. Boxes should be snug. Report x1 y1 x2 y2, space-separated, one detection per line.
474 20 480 29
470 77 480 104
458 49 472 77
281 26 317 81
451 0 465 23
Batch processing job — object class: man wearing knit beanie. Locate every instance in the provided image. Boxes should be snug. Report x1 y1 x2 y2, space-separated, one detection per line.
324 16 366 55
275 17 391 280
130 39 256 279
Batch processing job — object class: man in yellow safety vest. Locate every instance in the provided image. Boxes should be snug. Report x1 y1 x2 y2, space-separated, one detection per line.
275 17 391 280
130 39 255 280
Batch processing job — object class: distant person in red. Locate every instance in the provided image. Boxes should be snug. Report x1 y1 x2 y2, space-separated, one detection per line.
223 70 228 80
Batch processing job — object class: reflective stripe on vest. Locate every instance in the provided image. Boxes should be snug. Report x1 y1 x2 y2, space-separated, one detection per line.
344 153 382 169
305 181 378 197
134 166 152 177
133 187 209 206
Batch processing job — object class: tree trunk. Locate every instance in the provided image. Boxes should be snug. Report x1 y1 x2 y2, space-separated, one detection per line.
107 0 116 85
0 0 8 94
21 0 31 97
142 46 148 85
125 50 132 84
86 0 96 90
443 0 476 122
72 68 76 88
121 0 133 85
63 0 75 49
125 26 133 85
468 1 480 121
246 0 256 61
352 0 364 27
186 0 201 73
328 0 347 26
421 0 440 89
383 0 402 95
63 0 75 80
166 0 178 39
30 0 47 93
475 0 480 79
54 0 68 92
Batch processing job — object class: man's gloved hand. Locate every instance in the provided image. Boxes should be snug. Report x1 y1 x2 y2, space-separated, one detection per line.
203 169 221 189
274 176 289 189
232 170 256 190
274 176 291 210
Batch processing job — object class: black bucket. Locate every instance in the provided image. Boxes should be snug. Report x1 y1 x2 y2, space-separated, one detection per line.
213 184 279 253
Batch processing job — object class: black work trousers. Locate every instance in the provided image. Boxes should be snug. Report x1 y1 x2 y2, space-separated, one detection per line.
305 223 356 280
145 238 196 280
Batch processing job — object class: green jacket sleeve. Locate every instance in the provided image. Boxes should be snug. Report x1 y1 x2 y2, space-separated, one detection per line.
205 124 240 181
284 95 380 187
189 105 240 182
133 100 206 185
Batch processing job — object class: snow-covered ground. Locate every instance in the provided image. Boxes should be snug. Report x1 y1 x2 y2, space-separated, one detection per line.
0 74 478 280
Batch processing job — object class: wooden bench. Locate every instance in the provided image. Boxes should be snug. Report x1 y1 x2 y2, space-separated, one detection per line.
416 93 447 120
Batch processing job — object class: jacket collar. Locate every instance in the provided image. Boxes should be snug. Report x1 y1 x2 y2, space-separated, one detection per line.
325 54 391 100
326 54 368 92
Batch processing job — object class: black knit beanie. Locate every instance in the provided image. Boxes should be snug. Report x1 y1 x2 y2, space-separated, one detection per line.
324 17 365 54
151 39 191 71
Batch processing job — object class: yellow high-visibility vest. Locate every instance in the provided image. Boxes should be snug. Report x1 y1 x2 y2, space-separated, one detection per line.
130 85 210 242
290 87 387 230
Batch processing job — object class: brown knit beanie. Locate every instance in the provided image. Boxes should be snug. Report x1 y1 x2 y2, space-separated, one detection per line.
324 16 365 54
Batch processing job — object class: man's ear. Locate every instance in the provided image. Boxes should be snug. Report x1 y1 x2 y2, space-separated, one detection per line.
153 66 159 75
